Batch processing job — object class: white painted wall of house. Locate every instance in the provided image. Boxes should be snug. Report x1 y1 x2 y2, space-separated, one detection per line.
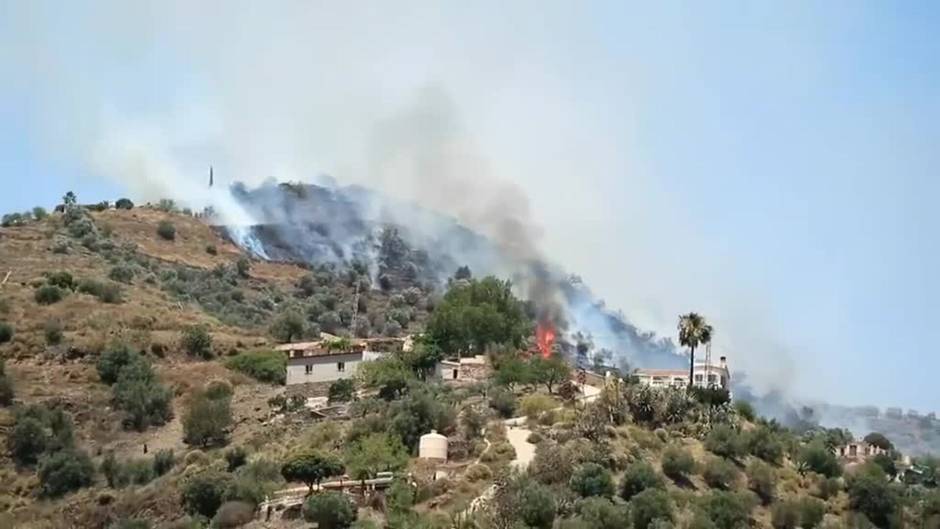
285 350 389 385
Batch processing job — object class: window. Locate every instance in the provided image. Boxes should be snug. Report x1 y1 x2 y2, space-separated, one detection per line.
694 374 703 382
337 362 345 372
305 364 312 375
452 369 459 380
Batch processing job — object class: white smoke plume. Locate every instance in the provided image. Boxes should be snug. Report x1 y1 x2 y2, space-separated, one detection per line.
1 1 802 402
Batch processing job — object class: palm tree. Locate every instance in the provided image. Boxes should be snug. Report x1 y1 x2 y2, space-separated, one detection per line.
677 312 713 390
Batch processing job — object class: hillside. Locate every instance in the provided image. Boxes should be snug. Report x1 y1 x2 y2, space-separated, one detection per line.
0 199 936 529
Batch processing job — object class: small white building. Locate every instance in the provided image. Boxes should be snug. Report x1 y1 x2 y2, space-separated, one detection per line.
418 430 448 462
634 356 731 390
834 441 888 462
277 340 388 386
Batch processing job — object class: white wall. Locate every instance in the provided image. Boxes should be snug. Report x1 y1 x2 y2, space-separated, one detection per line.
286 352 364 385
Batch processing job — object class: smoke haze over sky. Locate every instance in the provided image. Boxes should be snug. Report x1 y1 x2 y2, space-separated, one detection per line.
2 1 939 411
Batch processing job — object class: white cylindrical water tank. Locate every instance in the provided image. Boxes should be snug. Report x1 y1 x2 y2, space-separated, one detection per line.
418 430 448 462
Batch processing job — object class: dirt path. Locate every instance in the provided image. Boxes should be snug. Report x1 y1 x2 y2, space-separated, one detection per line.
504 418 536 470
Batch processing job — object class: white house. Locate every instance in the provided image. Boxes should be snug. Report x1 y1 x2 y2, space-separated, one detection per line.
634 356 731 390
277 340 390 386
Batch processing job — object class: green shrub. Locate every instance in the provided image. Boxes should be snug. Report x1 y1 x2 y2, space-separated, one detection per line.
0 322 13 344
705 425 745 460
32 206 48 220
44 319 64 345
109 264 136 284
746 426 784 464
182 471 232 518
97 343 137 385
10 404 75 466
153 449 175 476
631 488 674 529
303 491 358 529
576 497 631 529
35 284 65 305
815 476 841 500
846 463 900 528
698 491 755 529
224 350 285 384
662 445 697 481
77 278 122 303
703 457 739 490
112 359 173 431
620 461 665 500
225 446 248 472
772 497 826 529
181 325 213 358
798 442 842 478
183 388 232 447
213 501 255 528
328 379 355 403
45 271 75 290
569 462 615 498
488 388 517 418
746 460 777 504
269 310 307 342
115 198 134 210
734 400 756 421
156 221 176 241
37 449 95 497
520 394 558 420
0 365 14 406
205 244 217 255
235 257 251 278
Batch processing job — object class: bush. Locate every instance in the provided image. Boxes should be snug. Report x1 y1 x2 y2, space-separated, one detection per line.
465 463 492 481
32 206 48 220
205 244 217 255
570 462 615 498
703 457 739 490
0 322 13 344
0 367 13 406
705 425 745 460
631 488 674 529
303 491 358 529
698 491 755 529
97 343 137 385
863 432 893 451
213 501 255 528
9 404 75 466
270 310 307 343
35 284 65 305
488 388 517 418
45 271 75 290
225 446 248 472
77 278 122 303
746 460 777 504
153 449 175 476
772 497 826 529
224 350 285 385
662 445 697 481
182 471 232 518
798 442 842 478
43 319 64 345
529 441 575 485
328 379 355 403
871 453 897 478
620 461 664 500
183 389 232 447
37 449 95 497
156 221 176 240
112 359 173 430
734 400 756 421
181 325 213 359
115 198 134 210
746 426 784 464
520 394 558 420
109 264 136 284
846 463 900 529
577 497 631 529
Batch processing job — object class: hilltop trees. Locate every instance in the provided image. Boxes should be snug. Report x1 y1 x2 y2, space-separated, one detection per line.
678 312 713 390
425 276 530 356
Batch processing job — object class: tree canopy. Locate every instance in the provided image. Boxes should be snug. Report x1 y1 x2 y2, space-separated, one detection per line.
425 276 530 356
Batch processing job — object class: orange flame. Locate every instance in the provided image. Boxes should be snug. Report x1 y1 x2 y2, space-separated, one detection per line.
536 322 556 359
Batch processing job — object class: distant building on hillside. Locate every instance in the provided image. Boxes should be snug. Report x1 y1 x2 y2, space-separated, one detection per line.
634 356 731 390
435 355 492 383
833 440 888 463
278 335 409 386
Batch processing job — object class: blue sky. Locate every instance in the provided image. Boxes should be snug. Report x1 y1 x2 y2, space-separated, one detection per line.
2 1 939 411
